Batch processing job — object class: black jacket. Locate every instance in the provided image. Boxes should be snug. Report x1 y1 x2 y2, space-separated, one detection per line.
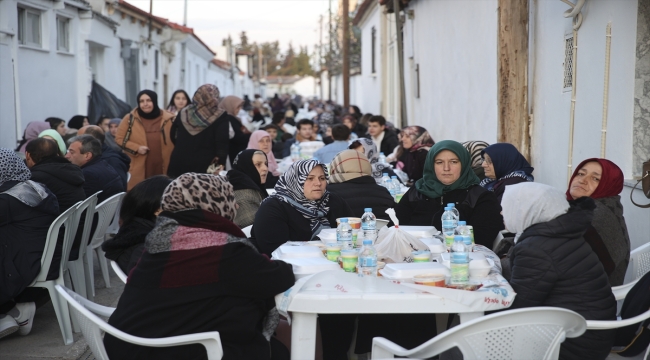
80 156 125 203
395 185 503 248
364 129 399 157
102 218 154 274
488 176 529 204
327 176 395 220
508 198 616 360
101 143 131 190
0 181 59 304
402 149 428 184
228 117 251 165
251 194 353 256
168 113 230 177
30 157 86 213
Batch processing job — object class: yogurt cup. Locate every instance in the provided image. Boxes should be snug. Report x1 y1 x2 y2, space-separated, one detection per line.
336 217 361 229
340 249 358 272
412 250 432 263
413 274 446 287
326 243 342 262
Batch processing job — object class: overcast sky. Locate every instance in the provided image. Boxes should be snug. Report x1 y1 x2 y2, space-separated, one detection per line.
128 0 335 53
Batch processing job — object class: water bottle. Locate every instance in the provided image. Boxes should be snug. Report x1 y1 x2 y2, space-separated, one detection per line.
361 208 377 242
378 152 387 164
456 221 473 250
358 239 378 277
290 142 301 161
390 176 401 200
337 218 353 250
381 173 391 187
441 206 457 249
385 179 396 199
450 235 469 285
447 203 460 220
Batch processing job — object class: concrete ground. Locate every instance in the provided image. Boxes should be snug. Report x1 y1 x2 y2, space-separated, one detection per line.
0 253 124 360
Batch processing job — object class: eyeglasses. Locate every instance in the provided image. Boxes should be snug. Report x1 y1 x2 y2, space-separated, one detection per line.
482 158 492 165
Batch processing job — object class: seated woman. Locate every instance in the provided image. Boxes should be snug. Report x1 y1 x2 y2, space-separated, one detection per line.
395 140 503 248
327 150 395 219
567 158 630 286
480 142 534 203
37 129 67 156
0 148 59 339
104 173 295 360
503 182 616 360
349 138 399 184
251 159 353 257
394 126 435 185
247 130 280 187
228 150 269 228
102 175 172 274
462 140 490 180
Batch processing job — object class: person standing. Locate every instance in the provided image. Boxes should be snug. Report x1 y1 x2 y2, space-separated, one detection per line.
165 90 192 116
115 90 175 189
221 95 251 164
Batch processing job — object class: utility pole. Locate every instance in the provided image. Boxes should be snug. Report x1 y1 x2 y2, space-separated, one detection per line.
328 0 332 101
393 0 408 125
342 0 350 108
183 0 188 26
319 14 324 100
147 0 153 44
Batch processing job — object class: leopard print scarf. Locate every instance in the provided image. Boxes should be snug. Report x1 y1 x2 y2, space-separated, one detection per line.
161 172 237 221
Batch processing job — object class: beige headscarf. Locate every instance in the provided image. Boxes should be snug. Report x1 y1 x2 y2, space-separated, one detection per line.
220 96 244 118
328 150 372 184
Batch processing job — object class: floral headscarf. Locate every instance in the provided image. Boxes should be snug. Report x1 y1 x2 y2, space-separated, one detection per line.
401 126 434 152
179 84 226 136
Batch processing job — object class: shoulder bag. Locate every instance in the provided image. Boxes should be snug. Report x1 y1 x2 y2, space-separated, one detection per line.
630 160 650 208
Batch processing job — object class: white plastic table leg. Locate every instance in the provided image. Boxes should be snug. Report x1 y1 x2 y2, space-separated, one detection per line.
459 311 483 324
290 312 318 360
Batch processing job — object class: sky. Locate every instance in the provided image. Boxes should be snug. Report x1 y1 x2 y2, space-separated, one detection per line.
127 0 336 53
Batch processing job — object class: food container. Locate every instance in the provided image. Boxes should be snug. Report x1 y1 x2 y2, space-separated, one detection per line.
379 262 450 280
336 217 361 229
398 226 439 238
469 258 492 278
412 273 446 287
271 244 325 260
340 249 358 272
412 250 432 263
419 236 447 257
282 257 341 279
440 252 486 269
376 219 389 230
318 228 338 243
325 243 342 261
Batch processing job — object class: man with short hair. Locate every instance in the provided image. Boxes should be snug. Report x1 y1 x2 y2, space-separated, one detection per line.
65 134 124 203
78 125 130 189
271 112 288 142
365 115 399 156
282 119 317 158
312 124 351 164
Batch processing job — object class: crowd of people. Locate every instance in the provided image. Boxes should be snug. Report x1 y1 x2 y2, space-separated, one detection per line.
0 83 634 360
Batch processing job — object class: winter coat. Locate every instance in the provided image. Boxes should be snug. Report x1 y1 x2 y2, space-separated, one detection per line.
115 109 175 189
489 176 529 203
327 176 395 220
251 194 353 256
80 156 125 204
167 112 231 177
101 218 154 274
29 157 86 213
402 149 428 183
395 185 503 249
0 181 59 304
100 143 131 190
508 198 616 360
233 189 263 229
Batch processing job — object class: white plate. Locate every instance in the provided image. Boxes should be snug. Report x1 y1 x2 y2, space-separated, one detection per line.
379 262 450 280
271 244 325 260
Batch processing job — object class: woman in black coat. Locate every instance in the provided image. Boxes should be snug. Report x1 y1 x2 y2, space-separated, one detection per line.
326 150 395 220
102 175 172 273
167 84 230 177
503 182 616 360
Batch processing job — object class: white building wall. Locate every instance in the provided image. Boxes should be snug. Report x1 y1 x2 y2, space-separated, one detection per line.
87 16 125 101
357 3 381 115
292 77 318 98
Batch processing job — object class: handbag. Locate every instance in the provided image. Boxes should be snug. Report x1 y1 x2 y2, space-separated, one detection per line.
120 114 137 155
630 160 650 208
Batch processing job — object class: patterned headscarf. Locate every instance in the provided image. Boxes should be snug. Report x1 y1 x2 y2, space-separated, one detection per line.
268 160 331 234
161 173 237 221
462 140 490 169
247 130 280 176
352 138 390 181
0 148 31 186
179 85 226 136
401 126 435 152
329 150 372 184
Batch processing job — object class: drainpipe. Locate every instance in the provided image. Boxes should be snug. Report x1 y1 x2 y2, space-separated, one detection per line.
0 25 22 143
600 22 611 158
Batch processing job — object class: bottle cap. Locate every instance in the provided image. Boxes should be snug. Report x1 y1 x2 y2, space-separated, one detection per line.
458 221 466 226
454 235 464 241
364 208 372 212
444 206 450 211
380 152 385 155
363 240 372 245
391 176 397 179
340 218 348 223
447 203 455 207
383 173 388 176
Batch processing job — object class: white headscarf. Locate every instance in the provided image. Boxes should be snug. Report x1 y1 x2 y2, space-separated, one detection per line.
501 182 570 243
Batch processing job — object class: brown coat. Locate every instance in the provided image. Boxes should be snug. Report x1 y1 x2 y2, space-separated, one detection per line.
115 109 175 189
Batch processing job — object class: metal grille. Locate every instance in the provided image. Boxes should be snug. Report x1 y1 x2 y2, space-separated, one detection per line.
563 37 574 89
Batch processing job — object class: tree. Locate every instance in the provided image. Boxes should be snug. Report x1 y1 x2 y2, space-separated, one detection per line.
235 33 315 78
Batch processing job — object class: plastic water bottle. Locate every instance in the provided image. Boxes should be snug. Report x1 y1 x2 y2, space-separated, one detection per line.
337 218 353 250
447 203 460 220
441 207 457 249
358 239 378 277
456 221 473 250
290 142 301 161
381 173 391 187
385 178 396 199
390 176 401 200
450 235 469 285
361 208 377 242
378 152 387 164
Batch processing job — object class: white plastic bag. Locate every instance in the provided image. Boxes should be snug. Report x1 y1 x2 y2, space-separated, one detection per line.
375 209 429 263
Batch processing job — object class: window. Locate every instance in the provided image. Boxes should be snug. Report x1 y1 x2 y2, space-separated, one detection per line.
57 17 70 52
563 36 574 90
371 26 377 74
17 7 41 47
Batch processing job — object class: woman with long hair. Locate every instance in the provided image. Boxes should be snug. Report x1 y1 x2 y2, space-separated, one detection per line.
165 89 192 115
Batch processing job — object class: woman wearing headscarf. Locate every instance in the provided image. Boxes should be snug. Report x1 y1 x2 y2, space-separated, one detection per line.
68 115 88 130
167 85 230 178
462 140 490 180
115 90 175 189
16 122 50 154
104 173 294 360
349 138 398 185
221 95 251 163
566 158 630 286
37 129 66 155
503 182 616 360
251 159 353 256
394 126 435 185
0 148 59 339
327 150 395 220
247 130 280 187
395 140 503 248
228 150 270 228
479 142 534 203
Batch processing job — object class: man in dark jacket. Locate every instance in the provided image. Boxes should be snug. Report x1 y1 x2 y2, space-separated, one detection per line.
364 115 399 157
78 125 130 189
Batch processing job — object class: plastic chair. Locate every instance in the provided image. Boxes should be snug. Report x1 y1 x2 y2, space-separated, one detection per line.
110 261 127 284
27 202 81 345
87 192 126 298
54 285 224 360
612 242 650 302
68 192 100 299
242 225 252 238
587 308 650 359
371 307 586 360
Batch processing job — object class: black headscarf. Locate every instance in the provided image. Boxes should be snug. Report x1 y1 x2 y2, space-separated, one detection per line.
68 115 86 130
137 90 161 120
229 149 268 199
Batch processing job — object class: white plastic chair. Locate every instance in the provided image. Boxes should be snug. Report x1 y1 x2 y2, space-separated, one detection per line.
87 192 126 298
587 308 650 360
54 285 224 360
612 242 650 301
110 261 127 284
68 192 100 299
242 225 252 238
371 307 586 360
27 202 81 345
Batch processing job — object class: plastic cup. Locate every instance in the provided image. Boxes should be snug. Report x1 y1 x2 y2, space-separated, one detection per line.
337 217 361 229
413 274 446 287
412 250 432 263
352 229 359 247
340 250 358 272
326 243 342 262
395 193 404 203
